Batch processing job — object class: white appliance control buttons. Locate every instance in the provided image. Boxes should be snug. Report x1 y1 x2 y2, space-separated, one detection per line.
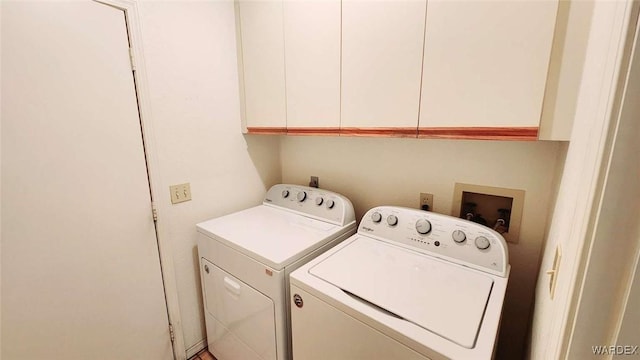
452 230 467 243
316 197 324 206
282 190 290 198
326 199 335 209
356 206 508 276
415 219 432 235
475 236 491 250
297 191 307 202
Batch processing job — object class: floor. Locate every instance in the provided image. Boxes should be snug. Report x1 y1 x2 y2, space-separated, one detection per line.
190 348 216 360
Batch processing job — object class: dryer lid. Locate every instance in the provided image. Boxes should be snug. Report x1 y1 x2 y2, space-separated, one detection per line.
197 205 345 270
309 236 494 349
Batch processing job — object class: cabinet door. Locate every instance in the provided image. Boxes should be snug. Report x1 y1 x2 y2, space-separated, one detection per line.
341 0 427 136
284 0 341 135
419 0 558 140
238 0 287 133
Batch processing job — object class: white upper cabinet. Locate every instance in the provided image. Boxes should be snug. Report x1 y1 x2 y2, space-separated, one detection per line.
419 0 558 138
238 0 286 131
236 0 563 140
284 0 341 133
341 0 427 133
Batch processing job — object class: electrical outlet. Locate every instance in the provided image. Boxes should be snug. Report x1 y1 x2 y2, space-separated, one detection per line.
170 183 192 204
420 193 433 211
309 176 319 188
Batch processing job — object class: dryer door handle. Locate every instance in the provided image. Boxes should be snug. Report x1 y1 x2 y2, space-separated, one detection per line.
223 276 241 295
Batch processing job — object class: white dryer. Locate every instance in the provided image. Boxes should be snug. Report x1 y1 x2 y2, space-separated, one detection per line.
196 184 356 360
290 206 510 360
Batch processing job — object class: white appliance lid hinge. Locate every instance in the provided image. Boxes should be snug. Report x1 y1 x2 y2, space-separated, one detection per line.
152 202 158 222
128 47 136 71
169 323 175 343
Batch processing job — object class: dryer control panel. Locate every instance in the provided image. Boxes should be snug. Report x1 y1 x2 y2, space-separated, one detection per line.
264 184 355 227
358 206 508 277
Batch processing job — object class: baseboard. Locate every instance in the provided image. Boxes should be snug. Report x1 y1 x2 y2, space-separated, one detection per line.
186 339 207 359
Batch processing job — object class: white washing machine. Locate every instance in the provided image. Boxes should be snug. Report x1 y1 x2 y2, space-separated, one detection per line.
196 184 356 360
290 206 510 360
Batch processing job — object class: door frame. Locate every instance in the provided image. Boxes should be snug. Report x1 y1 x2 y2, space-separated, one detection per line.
563 2 640 357
534 1 640 358
93 1 186 359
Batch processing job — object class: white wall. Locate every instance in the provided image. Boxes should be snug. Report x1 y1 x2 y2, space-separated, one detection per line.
0 1 3 354
135 1 283 355
281 136 562 359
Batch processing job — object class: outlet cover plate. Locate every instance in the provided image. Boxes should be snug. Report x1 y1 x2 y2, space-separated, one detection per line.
309 176 319 188
170 183 192 204
420 193 434 211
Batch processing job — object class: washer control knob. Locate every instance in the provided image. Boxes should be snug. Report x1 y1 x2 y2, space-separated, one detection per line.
282 190 290 198
315 197 324 206
297 191 307 202
326 199 335 209
415 219 432 234
475 236 491 250
371 212 382 223
452 230 467 243
387 215 398 226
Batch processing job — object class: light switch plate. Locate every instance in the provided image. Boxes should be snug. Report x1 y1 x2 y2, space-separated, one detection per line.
170 183 192 204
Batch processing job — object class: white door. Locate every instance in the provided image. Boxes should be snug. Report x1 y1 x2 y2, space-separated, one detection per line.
1 2 173 359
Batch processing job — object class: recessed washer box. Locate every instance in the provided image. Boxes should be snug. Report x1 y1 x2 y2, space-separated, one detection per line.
452 183 525 244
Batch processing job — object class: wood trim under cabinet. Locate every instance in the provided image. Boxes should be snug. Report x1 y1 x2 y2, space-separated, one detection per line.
246 127 287 135
418 127 539 141
339 127 418 138
287 127 341 136
247 126 539 140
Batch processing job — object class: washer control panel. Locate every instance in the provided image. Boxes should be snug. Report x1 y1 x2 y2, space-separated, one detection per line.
264 184 355 226
359 206 508 277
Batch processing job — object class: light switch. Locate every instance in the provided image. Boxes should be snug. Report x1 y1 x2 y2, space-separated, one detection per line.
170 183 192 204
547 245 561 299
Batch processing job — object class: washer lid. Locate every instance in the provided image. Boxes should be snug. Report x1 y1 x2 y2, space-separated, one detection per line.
197 205 345 270
309 236 494 349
